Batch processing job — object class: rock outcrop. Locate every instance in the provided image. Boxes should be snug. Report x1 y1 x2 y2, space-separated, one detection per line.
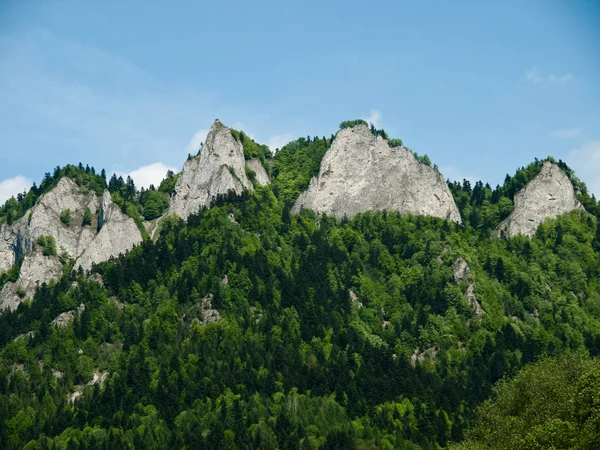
169 120 253 220
0 251 63 312
246 158 270 186
0 178 143 313
496 161 584 238
292 124 461 222
452 257 484 318
74 192 143 271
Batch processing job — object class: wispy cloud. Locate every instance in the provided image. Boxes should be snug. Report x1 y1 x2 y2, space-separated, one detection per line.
0 175 32 204
566 140 600 197
267 133 295 151
185 129 209 156
524 66 573 84
364 109 382 127
550 127 582 139
115 162 177 189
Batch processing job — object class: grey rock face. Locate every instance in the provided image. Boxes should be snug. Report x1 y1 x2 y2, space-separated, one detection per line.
52 303 85 327
292 124 461 222
74 192 143 271
9 178 99 260
0 224 17 274
0 178 142 313
169 120 253 220
451 257 484 318
496 161 584 238
0 251 63 312
452 257 471 284
246 158 271 186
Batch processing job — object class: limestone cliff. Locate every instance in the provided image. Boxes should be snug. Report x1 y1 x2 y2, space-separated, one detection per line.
496 161 584 238
292 124 461 222
452 257 484 318
0 178 142 312
169 120 253 220
0 251 63 312
74 191 143 271
246 158 270 186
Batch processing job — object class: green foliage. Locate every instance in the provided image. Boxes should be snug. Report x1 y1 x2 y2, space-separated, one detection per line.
36 235 57 257
412 151 432 166
271 135 332 204
158 170 179 195
82 207 92 227
245 165 257 184
339 119 369 129
450 352 600 449
1 144 600 449
140 189 169 221
0 258 23 292
230 128 273 166
60 209 71 226
1 182 599 449
388 138 403 148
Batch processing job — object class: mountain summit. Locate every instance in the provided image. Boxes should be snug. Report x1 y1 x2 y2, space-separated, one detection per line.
169 120 265 220
292 123 462 222
496 161 584 238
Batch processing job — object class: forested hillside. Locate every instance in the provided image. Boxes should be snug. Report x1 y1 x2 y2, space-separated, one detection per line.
1 127 599 449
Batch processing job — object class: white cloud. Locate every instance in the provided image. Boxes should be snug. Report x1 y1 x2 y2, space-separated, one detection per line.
116 162 178 190
565 140 600 197
551 127 582 139
439 165 480 185
524 66 573 84
364 109 382 127
0 175 32 204
186 129 208 155
548 73 574 84
267 133 295 151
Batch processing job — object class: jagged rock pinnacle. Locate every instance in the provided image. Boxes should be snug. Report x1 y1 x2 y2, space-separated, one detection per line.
292 123 462 222
169 120 254 220
496 161 584 238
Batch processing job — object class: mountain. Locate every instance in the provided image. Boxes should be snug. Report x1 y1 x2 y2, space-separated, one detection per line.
0 120 599 449
168 119 270 221
292 122 462 222
0 178 142 312
496 161 584 238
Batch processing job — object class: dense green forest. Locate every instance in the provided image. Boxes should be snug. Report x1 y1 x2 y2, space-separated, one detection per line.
1 125 600 448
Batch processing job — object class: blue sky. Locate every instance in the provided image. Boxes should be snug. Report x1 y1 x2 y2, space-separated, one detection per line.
1 0 599 203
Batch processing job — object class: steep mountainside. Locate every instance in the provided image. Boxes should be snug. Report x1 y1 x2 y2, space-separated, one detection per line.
496 161 584 238
1 119 600 449
169 120 255 220
292 123 461 222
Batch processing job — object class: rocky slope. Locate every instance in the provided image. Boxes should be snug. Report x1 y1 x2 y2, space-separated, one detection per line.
74 191 143 271
0 178 142 312
292 123 461 222
169 120 254 220
496 161 584 238
246 158 270 186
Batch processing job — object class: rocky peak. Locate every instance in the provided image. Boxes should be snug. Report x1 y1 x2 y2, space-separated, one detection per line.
292 123 461 222
496 161 584 238
74 191 143 272
0 178 143 313
169 120 254 220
